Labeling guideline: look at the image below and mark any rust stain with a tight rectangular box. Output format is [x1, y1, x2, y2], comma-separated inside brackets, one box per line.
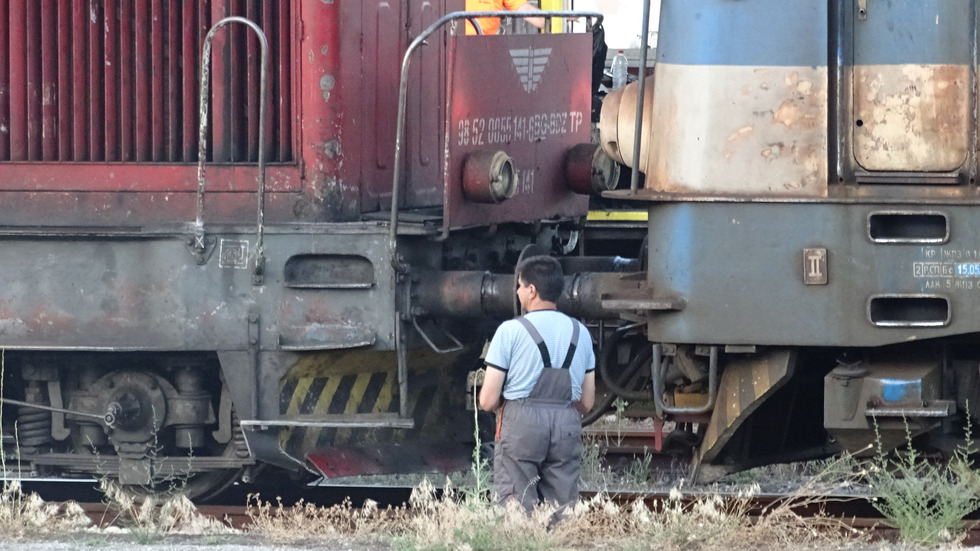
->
[854, 64, 968, 172]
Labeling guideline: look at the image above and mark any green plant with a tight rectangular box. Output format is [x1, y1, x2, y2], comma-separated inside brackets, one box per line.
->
[466, 370, 493, 505]
[867, 415, 980, 547]
[623, 447, 653, 489]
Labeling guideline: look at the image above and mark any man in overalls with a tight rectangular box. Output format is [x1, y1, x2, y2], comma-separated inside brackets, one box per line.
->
[479, 255, 596, 513]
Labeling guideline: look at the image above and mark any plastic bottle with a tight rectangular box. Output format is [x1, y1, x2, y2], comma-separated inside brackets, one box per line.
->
[611, 50, 628, 89]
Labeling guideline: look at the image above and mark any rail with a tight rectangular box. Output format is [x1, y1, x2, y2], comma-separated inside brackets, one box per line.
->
[193, 16, 270, 286]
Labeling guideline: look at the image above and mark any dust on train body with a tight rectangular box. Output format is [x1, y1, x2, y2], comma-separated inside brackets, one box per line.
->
[0, 1, 622, 498]
[600, 0, 980, 478]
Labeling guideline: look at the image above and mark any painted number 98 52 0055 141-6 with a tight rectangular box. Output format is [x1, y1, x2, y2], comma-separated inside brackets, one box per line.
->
[457, 111, 585, 147]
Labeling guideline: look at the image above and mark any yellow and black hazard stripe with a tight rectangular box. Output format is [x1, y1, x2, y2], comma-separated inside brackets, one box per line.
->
[278, 347, 471, 460]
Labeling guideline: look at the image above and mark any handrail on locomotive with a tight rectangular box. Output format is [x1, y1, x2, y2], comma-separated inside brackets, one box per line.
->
[193, 16, 269, 286]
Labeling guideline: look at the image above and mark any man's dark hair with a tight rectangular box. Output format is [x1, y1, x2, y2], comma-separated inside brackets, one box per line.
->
[516, 255, 564, 303]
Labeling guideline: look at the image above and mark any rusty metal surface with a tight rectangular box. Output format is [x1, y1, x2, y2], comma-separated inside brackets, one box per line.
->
[853, 64, 969, 173]
[850, 0, 972, 176]
[444, 33, 591, 229]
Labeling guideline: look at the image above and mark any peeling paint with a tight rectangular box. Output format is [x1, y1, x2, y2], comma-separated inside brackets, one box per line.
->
[854, 64, 968, 172]
[320, 75, 335, 102]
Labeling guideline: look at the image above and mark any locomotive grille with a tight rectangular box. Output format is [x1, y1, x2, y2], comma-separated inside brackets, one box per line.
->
[0, 0, 293, 164]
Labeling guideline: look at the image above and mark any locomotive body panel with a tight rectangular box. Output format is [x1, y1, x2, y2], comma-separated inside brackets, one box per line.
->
[0, 228, 396, 352]
[446, 33, 592, 228]
[851, 0, 973, 174]
[645, 202, 980, 347]
[642, 0, 829, 197]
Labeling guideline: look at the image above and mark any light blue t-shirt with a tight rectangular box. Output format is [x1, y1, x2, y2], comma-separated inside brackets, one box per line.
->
[485, 310, 595, 401]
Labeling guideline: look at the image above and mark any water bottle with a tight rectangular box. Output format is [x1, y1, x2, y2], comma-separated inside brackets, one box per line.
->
[611, 50, 628, 89]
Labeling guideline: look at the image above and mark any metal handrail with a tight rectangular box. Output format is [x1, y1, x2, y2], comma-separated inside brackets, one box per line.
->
[195, 16, 269, 285]
[652, 344, 719, 415]
[387, 10, 604, 272]
[629, 0, 654, 193]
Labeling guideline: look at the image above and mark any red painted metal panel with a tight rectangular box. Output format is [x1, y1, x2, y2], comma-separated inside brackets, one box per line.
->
[71, 0, 87, 161]
[404, 0, 449, 208]
[373, 4, 397, 174]
[134, 1, 150, 162]
[167, 1, 179, 161]
[261, 0, 274, 161]
[211, 0, 229, 162]
[0, 0, 9, 159]
[0, 164, 300, 192]
[304, 0, 361, 218]
[278, 0, 291, 162]
[246, 0, 258, 162]
[103, 0, 118, 161]
[25, 0, 40, 160]
[58, 1, 73, 160]
[0, 0, 297, 194]
[119, 0, 133, 162]
[8, 0, 25, 160]
[181, 2, 198, 162]
[40, 0, 55, 161]
[444, 34, 592, 230]
[88, 0, 103, 162]
[228, 0, 244, 162]
[150, 0, 163, 162]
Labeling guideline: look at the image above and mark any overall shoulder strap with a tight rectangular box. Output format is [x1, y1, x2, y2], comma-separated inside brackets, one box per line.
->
[560, 318, 580, 370]
[516, 316, 551, 368]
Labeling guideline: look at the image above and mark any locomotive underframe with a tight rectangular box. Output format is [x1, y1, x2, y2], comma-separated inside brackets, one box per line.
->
[631, 198, 980, 478]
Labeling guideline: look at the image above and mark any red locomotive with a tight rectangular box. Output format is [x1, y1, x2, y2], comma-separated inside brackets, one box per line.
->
[0, 1, 619, 498]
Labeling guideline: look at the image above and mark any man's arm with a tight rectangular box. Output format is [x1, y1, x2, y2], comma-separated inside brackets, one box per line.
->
[479, 365, 507, 412]
[514, 3, 545, 30]
[575, 370, 595, 415]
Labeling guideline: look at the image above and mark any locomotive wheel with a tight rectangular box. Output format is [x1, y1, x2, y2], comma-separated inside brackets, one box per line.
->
[71, 417, 248, 502]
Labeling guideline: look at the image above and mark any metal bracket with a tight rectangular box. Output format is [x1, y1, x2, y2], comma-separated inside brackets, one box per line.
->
[187, 233, 216, 265]
[412, 317, 463, 354]
[857, 0, 868, 20]
[47, 381, 70, 441]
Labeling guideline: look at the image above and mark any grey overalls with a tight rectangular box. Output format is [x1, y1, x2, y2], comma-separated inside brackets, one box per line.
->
[493, 315, 583, 512]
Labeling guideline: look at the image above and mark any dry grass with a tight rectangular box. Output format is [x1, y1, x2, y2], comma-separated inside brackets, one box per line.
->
[245, 474, 874, 551]
[245, 492, 401, 547]
[0, 480, 91, 540]
[100, 479, 237, 543]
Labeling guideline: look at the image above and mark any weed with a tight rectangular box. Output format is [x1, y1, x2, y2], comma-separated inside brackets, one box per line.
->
[0, 480, 91, 539]
[623, 447, 653, 488]
[100, 478, 234, 544]
[466, 371, 493, 505]
[867, 414, 980, 547]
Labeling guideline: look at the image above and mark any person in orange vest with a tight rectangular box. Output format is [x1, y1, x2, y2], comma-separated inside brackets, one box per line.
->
[465, 0, 545, 35]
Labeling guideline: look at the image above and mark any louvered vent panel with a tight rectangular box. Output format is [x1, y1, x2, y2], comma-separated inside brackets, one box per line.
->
[0, 0, 292, 163]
